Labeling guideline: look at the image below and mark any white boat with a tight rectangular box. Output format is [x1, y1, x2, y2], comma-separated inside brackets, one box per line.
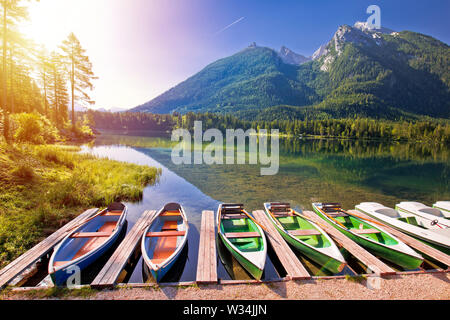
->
[395, 202, 450, 229]
[355, 202, 450, 253]
[433, 202, 450, 217]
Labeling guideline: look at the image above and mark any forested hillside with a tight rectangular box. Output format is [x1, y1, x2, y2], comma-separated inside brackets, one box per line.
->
[132, 25, 450, 121]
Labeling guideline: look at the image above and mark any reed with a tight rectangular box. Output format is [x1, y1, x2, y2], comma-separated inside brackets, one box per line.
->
[0, 141, 161, 268]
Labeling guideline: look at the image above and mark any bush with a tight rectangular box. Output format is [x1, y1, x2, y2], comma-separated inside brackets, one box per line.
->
[11, 113, 60, 144]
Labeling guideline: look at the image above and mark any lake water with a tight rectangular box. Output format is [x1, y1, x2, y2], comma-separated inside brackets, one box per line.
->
[81, 131, 449, 282]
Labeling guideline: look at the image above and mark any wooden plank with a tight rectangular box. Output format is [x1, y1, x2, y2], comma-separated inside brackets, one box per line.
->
[225, 232, 261, 239]
[0, 208, 99, 289]
[252, 210, 311, 280]
[302, 211, 396, 275]
[222, 214, 248, 219]
[196, 210, 217, 284]
[90, 210, 157, 289]
[208, 210, 216, 283]
[146, 231, 186, 237]
[99, 210, 157, 286]
[350, 229, 381, 235]
[288, 229, 322, 236]
[348, 210, 450, 267]
[94, 210, 156, 287]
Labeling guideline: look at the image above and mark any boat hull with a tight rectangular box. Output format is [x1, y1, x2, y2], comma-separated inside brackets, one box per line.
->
[143, 252, 180, 282]
[356, 207, 450, 255]
[50, 222, 124, 286]
[218, 232, 263, 280]
[313, 206, 423, 270]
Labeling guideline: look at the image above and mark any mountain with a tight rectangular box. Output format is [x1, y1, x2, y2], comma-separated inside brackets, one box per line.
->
[95, 107, 128, 113]
[278, 46, 311, 65]
[131, 23, 450, 120]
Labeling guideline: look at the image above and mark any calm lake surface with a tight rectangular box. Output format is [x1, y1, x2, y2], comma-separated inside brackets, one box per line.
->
[81, 131, 449, 282]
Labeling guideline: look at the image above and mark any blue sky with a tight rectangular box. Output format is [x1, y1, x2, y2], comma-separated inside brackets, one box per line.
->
[24, 0, 450, 109]
[206, 0, 450, 57]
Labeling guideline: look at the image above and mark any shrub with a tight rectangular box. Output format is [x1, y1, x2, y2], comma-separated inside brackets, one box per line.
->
[11, 113, 60, 144]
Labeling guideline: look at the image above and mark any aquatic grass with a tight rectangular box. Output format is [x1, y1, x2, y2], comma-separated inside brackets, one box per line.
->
[0, 141, 161, 268]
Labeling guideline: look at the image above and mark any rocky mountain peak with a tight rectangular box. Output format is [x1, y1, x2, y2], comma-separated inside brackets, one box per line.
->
[278, 46, 311, 65]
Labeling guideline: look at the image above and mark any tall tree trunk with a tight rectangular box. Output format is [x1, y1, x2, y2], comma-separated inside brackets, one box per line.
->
[9, 46, 14, 113]
[53, 67, 58, 123]
[71, 50, 75, 129]
[43, 71, 48, 116]
[2, 4, 8, 141]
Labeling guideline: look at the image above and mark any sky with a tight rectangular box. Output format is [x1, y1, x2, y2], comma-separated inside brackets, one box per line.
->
[20, 0, 450, 110]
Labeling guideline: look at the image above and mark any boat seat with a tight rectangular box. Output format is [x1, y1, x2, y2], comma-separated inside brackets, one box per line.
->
[225, 232, 260, 239]
[289, 229, 321, 236]
[146, 231, 186, 237]
[273, 212, 292, 217]
[161, 210, 181, 217]
[103, 210, 123, 216]
[161, 220, 179, 231]
[70, 232, 112, 238]
[222, 214, 248, 219]
[327, 213, 348, 217]
[351, 228, 381, 235]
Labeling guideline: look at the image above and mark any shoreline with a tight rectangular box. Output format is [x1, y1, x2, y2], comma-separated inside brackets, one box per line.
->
[2, 272, 449, 300]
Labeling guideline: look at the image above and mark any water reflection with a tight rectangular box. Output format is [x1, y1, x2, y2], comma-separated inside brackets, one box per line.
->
[80, 133, 449, 280]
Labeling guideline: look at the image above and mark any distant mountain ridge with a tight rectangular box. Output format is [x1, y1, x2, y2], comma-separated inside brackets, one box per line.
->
[131, 22, 450, 120]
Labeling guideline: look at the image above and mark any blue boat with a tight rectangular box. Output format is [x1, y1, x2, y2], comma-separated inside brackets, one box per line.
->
[141, 203, 189, 282]
[48, 202, 127, 286]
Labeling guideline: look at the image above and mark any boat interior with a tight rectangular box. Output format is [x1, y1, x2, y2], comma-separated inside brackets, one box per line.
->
[144, 203, 187, 266]
[419, 207, 445, 217]
[52, 203, 125, 268]
[269, 203, 331, 248]
[321, 203, 398, 245]
[375, 208, 422, 227]
[220, 204, 263, 253]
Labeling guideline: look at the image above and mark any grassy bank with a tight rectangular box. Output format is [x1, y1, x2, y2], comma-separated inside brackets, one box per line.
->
[0, 140, 161, 269]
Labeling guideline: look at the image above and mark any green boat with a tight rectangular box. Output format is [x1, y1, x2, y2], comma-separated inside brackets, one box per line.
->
[312, 203, 424, 270]
[217, 203, 267, 280]
[264, 202, 346, 274]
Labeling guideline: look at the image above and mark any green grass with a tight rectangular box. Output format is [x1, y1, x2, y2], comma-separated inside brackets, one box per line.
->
[345, 274, 367, 283]
[0, 140, 161, 269]
[17, 287, 99, 299]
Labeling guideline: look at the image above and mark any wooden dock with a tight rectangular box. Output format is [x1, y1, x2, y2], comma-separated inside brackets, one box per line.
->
[253, 210, 311, 280]
[0, 208, 99, 289]
[302, 211, 396, 275]
[91, 210, 157, 289]
[348, 210, 450, 268]
[196, 210, 218, 284]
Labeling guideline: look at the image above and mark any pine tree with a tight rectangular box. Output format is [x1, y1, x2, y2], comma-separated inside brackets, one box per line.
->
[60, 33, 96, 128]
[37, 46, 52, 117]
[1, 0, 29, 140]
[48, 52, 69, 125]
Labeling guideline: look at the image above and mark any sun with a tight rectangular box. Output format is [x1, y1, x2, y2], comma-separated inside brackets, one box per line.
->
[19, 0, 88, 51]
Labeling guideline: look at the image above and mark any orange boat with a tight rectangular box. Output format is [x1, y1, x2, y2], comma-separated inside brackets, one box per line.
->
[141, 203, 189, 282]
